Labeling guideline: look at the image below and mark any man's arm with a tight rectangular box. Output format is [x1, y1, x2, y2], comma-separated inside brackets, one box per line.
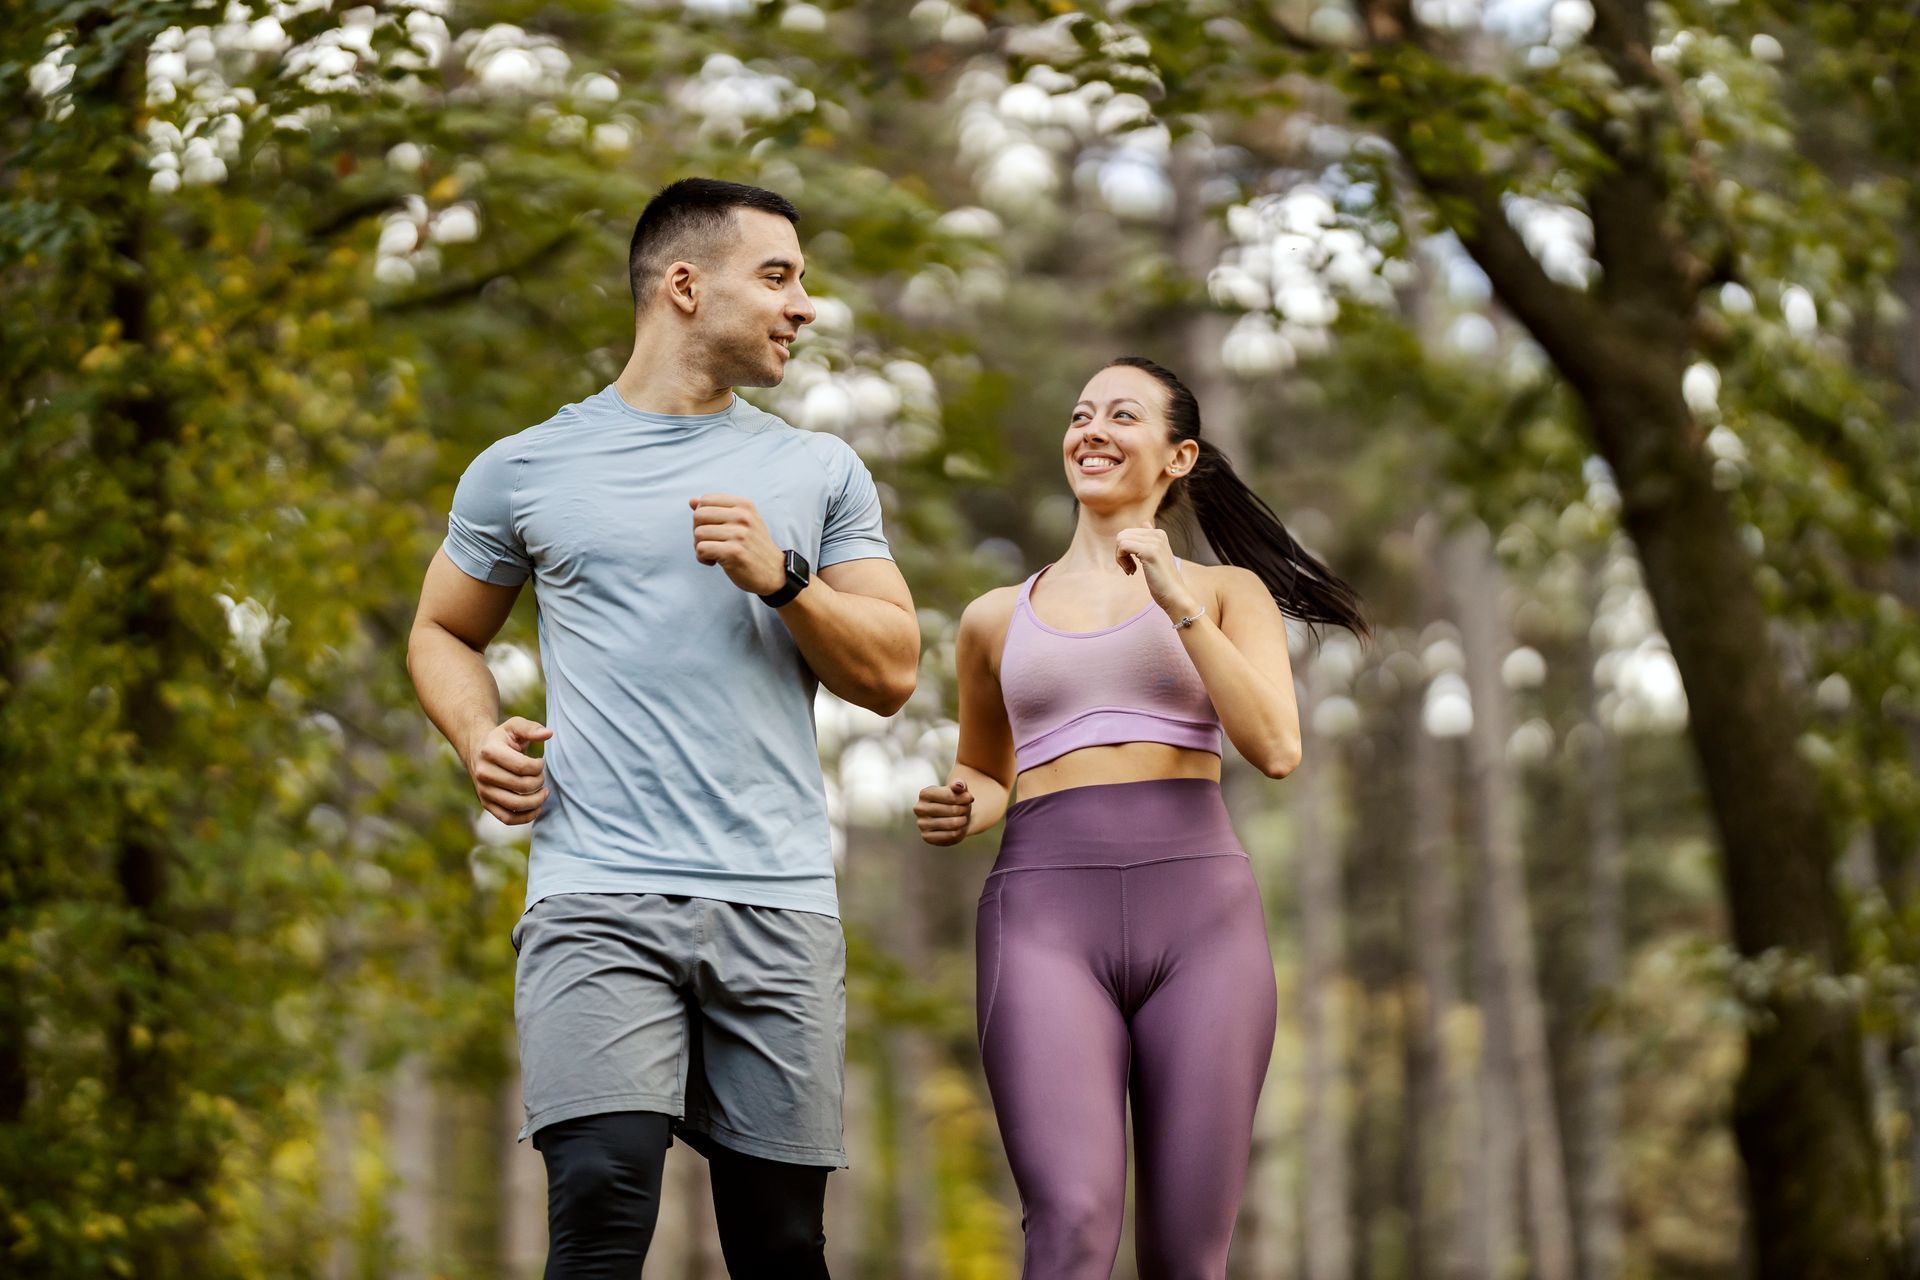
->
[780, 556, 920, 716]
[690, 494, 918, 715]
[406, 549, 552, 824]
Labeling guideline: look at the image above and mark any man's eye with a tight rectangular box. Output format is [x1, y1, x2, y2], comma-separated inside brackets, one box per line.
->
[769, 275, 785, 285]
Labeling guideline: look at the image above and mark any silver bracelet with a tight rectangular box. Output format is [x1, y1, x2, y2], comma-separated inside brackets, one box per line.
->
[1172, 609, 1204, 630]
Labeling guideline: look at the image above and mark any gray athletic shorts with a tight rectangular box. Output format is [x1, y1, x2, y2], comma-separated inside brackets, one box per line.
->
[511, 891, 848, 1167]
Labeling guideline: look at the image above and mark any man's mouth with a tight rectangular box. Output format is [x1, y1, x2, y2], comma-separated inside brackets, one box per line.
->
[770, 335, 794, 357]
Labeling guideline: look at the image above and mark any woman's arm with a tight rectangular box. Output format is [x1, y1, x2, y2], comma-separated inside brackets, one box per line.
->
[916, 591, 1018, 843]
[1112, 528, 1303, 779]
[1178, 565, 1302, 778]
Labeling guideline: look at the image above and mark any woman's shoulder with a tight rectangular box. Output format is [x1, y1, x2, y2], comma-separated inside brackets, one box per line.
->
[959, 584, 1023, 633]
[1185, 560, 1265, 610]
[1186, 559, 1258, 588]
[951, 586, 1024, 678]
[956, 584, 1022, 649]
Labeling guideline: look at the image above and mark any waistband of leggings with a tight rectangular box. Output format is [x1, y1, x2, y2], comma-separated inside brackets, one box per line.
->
[993, 778, 1243, 870]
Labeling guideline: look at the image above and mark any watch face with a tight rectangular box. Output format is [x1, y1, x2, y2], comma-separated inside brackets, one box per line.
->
[787, 550, 811, 584]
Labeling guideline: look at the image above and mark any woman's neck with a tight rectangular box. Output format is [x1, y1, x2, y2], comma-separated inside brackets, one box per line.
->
[1057, 505, 1162, 574]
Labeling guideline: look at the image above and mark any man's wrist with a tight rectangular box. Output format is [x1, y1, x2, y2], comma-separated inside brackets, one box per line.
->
[759, 547, 789, 595]
[457, 719, 493, 772]
[759, 549, 812, 607]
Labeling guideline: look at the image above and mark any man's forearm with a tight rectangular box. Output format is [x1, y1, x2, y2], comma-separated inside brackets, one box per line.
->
[776, 578, 918, 714]
[407, 623, 503, 768]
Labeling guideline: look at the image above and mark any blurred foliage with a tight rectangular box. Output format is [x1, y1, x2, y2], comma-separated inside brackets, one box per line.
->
[3, 0, 1918, 1276]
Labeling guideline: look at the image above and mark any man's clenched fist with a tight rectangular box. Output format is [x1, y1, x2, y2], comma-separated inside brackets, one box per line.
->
[465, 716, 551, 825]
[689, 494, 786, 596]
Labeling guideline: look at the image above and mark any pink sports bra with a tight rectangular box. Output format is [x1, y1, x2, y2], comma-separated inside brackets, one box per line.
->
[999, 560, 1224, 774]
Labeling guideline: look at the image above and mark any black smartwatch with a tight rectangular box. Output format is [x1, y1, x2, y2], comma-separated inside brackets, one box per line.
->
[759, 549, 811, 607]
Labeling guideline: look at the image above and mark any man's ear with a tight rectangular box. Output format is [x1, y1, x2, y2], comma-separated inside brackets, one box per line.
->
[665, 261, 699, 315]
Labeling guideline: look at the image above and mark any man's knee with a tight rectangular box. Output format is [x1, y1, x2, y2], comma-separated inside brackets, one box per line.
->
[709, 1145, 831, 1277]
[537, 1111, 672, 1228]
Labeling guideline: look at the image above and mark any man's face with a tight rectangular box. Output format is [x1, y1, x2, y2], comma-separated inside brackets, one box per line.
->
[695, 209, 816, 389]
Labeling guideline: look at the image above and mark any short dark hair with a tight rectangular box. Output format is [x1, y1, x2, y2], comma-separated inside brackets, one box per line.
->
[628, 178, 800, 312]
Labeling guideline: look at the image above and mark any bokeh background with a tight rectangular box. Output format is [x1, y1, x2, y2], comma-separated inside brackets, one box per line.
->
[5, 1, 1919, 1277]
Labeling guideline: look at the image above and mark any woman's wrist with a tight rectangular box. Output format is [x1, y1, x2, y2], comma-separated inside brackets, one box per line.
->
[1161, 595, 1204, 624]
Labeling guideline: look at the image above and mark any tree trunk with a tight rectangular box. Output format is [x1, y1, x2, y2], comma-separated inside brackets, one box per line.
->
[1333, 0, 1892, 1261]
[1238, 1043, 1299, 1280]
[437, 1077, 505, 1275]
[1407, 518, 1473, 1280]
[1294, 674, 1355, 1280]
[654, 1143, 723, 1279]
[388, 1057, 436, 1278]
[1594, 368, 1883, 1277]
[89, 23, 215, 1273]
[1447, 526, 1577, 1280]
[499, 1065, 548, 1279]
[1471, 865, 1522, 1280]
[1576, 549, 1626, 1280]
[889, 826, 937, 1280]
[1170, 139, 1248, 466]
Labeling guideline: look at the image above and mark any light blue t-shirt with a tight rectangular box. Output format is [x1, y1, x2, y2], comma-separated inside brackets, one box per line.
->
[442, 384, 893, 918]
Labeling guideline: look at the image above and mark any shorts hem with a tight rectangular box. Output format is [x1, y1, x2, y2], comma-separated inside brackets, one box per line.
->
[677, 1115, 848, 1169]
[517, 1091, 684, 1143]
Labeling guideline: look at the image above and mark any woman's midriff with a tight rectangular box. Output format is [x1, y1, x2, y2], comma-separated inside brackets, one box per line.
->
[1012, 741, 1222, 801]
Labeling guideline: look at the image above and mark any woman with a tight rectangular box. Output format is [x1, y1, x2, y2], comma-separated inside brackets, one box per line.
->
[915, 356, 1368, 1278]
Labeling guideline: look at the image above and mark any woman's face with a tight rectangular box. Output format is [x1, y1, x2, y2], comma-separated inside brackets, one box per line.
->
[1062, 364, 1195, 509]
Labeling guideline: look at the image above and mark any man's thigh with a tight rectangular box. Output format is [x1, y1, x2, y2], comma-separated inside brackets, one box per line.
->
[513, 892, 696, 1140]
[680, 900, 848, 1168]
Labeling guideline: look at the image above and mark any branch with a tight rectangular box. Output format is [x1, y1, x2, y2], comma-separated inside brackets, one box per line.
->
[1240, 4, 1331, 56]
[305, 186, 412, 245]
[1417, 165, 1614, 388]
[376, 229, 582, 314]
[1585, 0, 1657, 90]
[1577, 0, 1702, 319]
[1358, 0, 1417, 43]
[1344, 0, 1617, 385]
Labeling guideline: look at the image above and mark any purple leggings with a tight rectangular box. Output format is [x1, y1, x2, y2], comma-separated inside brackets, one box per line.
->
[977, 778, 1278, 1279]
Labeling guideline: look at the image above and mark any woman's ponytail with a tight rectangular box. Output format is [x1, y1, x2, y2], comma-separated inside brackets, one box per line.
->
[1107, 356, 1370, 640]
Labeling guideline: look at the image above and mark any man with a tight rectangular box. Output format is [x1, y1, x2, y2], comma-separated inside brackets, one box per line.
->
[407, 177, 918, 1277]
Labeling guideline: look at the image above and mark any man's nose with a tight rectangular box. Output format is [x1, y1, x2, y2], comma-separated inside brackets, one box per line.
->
[789, 288, 816, 326]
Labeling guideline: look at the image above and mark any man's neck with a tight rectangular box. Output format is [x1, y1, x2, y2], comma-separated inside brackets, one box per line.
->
[614, 341, 734, 416]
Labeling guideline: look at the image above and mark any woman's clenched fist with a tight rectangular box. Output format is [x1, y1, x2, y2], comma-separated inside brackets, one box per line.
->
[914, 780, 974, 846]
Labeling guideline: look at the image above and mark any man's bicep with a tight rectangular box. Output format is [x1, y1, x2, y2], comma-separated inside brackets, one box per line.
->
[414, 549, 523, 651]
[817, 556, 913, 613]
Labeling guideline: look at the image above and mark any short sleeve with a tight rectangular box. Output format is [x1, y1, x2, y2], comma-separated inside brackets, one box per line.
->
[442, 441, 532, 585]
[817, 438, 894, 568]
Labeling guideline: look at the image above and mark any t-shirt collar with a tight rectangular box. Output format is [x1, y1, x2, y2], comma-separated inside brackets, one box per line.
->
[602, 383, 738, 428]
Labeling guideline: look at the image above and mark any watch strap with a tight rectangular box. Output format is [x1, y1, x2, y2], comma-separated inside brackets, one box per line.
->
[759, 549, 810, 607]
